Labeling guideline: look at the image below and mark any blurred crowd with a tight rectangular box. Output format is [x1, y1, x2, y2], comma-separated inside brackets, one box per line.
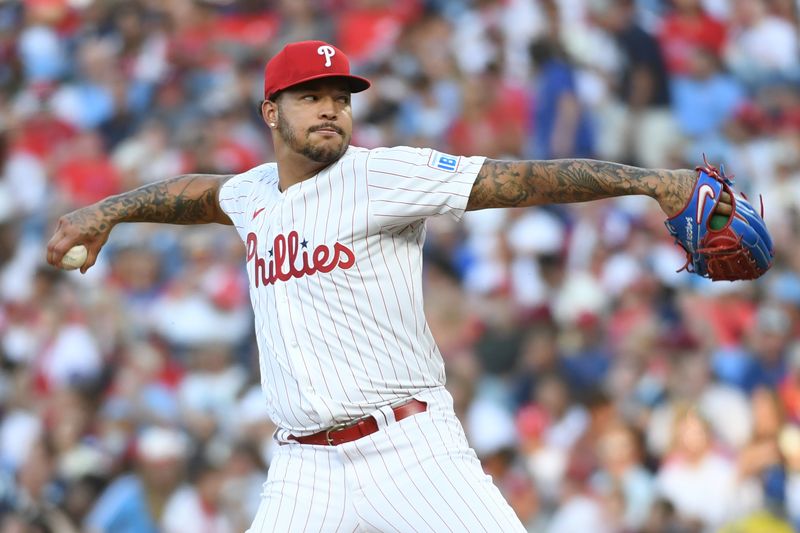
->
[0, 0, 799, 531]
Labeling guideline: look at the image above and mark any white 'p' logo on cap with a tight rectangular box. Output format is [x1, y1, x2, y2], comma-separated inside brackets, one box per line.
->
[317, 45, 335, 67]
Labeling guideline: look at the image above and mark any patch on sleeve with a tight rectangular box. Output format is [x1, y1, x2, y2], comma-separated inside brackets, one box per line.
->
[428, 151, 460, 172]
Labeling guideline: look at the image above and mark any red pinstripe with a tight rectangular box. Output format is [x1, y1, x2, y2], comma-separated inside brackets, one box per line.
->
[323, 165, 385, 404]
[337, 165, 386, 390]
[305, 174, 357, 409]
[262, 449, 290, 530]
[314, 167, 370, 409]
[298, 448, 318, 531]
[256, 175, 302, 425]
[393, 224, 421, 341]
[459, 452, 522, 532]
[270, 196, 308, 429]
[321, 449, 335, 531]
[362, 153, 416, 384]
[350, 155, 402, 383]
[370, 167, 474, 186]
[374, 146, 425, 156]
[413, 226, 443, 380]
[358, 514, 395, 533]
[404, 224, 440, 368]
[299, 445, 316, 532]
[373, 212, 437, 218]
[286, 444, 301, 530]
[285, 194, 335, 415]
[368, 429, 443, 531]
[218, 194, 251, 202]
[376, 230, 429, 380]
[386, 422, 464, 531]
[369, 155, 422, 165]
[354, 445, 419, 531]
[344, 445, 406, 533]
[411, 413, 499, 530]
[372, 198, 463, 211]
[295, 188, 337, 419]
[333, 448, 356, 533]
[440, 406, 520, 531]
[368, 182, 471, 198]
[368, 439, 439, 531]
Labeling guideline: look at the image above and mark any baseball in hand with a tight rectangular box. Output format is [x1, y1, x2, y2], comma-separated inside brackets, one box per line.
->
[61, 245, 88, 270]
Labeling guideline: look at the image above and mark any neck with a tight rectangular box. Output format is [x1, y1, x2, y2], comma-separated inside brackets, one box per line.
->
[275, 145, 332, 192]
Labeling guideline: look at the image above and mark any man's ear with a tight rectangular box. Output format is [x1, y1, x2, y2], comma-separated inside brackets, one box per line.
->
[262, 99, 278, 128]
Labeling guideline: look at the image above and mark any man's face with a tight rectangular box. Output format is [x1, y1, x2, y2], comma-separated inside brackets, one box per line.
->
[269, 78, 353, 163]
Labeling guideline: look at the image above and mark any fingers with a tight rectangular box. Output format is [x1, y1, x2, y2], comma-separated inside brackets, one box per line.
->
[48, 236, 79, 269]
[80, 251, 96, 275]
[714, 191, 733, 216]
[46, 217, 78, 268]
[714, 203, 732, 216]
[46, 215, 101, 273]
[47, 234, 74, 268]
[79, 235, 108, 274]
[46, 218, 64, 266]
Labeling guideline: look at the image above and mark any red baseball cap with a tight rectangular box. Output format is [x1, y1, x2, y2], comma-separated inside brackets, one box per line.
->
[263, 40, 371, 100]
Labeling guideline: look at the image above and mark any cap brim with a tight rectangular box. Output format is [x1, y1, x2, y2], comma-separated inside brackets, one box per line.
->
[269, 73, 371, 99]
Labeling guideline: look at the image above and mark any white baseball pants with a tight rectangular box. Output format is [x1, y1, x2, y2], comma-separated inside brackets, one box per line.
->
[246, 387, 526, 532]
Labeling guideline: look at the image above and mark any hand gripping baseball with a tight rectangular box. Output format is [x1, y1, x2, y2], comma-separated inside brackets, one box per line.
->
[47, 205, 114, 274]
[664, 158, 773, 281]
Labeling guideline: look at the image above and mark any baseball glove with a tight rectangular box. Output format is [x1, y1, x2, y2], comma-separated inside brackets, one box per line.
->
[665, 158, 773, 281]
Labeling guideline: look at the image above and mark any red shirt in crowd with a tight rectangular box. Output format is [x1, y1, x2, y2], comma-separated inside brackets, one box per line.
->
[335, 0, 421, 62]
[658, 11, 727, 74]
[55, 153, 122, 205]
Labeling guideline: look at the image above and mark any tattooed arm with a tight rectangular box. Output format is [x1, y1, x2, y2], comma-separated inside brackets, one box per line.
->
[465, 159, 728, 217]
[47, 174, 233, 273]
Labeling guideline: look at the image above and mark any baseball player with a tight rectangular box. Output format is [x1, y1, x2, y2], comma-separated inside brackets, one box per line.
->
[47, 41, 734, 532]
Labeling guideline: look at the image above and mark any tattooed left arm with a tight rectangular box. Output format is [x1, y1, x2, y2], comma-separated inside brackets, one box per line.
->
[465, 159, 710, 217]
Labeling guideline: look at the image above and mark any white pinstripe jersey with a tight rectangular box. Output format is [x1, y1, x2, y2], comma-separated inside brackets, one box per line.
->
[218, 145, 485, 434]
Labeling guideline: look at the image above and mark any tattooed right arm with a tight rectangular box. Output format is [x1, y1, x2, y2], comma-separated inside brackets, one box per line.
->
[47, 174, 233, 272]
[98, 174, 234, 225]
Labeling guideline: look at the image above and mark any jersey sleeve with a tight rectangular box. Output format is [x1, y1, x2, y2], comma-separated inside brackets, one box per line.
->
[218, 172, 257, 231]
[366, 146, 485, 228]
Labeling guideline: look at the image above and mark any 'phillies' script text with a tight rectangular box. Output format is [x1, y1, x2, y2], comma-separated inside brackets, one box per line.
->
[246, 230, 356, 287]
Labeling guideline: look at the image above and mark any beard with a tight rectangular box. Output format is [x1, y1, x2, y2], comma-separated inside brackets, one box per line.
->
[277, 113, 349, 163]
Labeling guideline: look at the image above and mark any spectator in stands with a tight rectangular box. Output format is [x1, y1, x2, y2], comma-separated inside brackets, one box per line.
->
[671, 45, 746, 144]
[657, 0, 726, 76]
[591, 421, 656, 531]
[85, 426, 189, 533]
[656, 406, 738, 530]
[724, 0, 800, 85]
[528, 37, 594, 160]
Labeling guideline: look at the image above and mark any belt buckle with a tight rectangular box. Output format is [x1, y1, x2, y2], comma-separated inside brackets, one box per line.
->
[324, 421, 349, 446]
[323, 414, 367, 445]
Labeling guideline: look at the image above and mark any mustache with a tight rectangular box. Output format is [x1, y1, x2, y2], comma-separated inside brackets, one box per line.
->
[308, 123, 345, 136]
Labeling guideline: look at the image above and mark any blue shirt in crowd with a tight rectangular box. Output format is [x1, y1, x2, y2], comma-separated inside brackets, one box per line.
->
[84, 474, 159, 533]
